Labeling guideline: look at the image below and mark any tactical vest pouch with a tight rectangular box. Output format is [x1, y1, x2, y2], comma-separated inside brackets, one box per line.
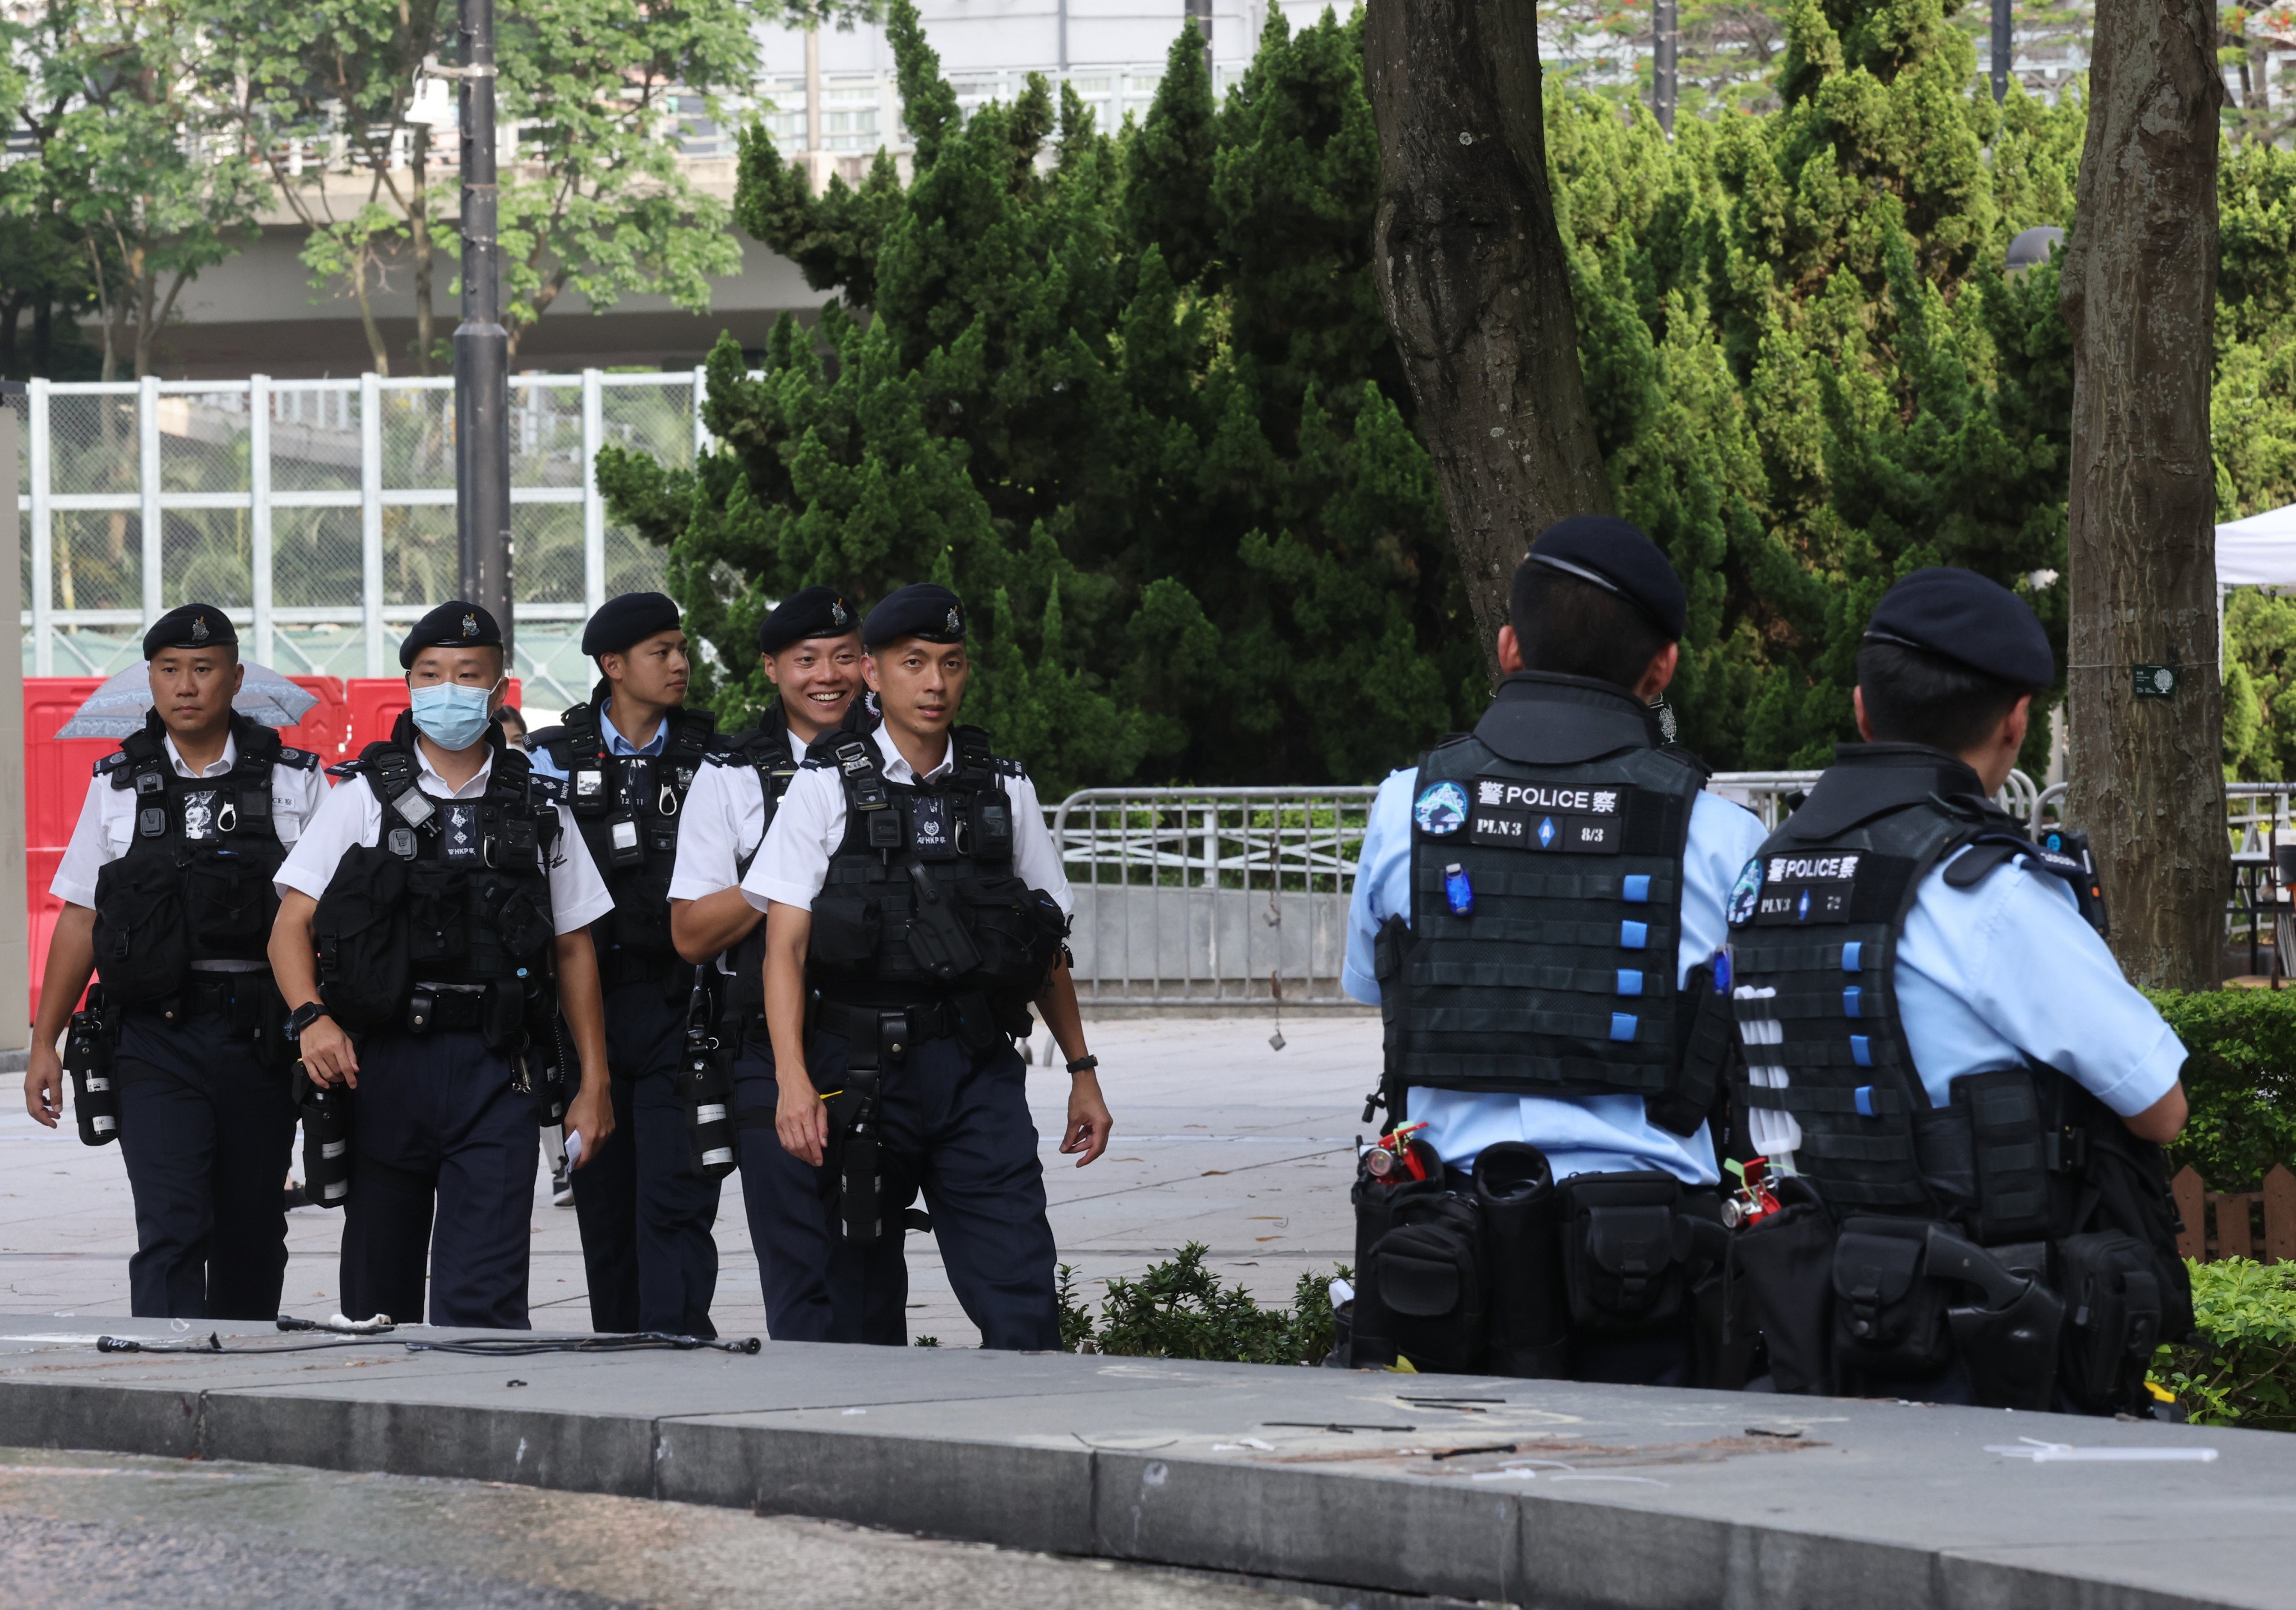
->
[479, 978, 530, 1054]
[2055, 1230, 2168, 1414]
[1956, 1069, 2052, 1243]
[1649, 960, 1733, 1138]
[1831, 1217, 1953, 1379]
[1729, 1176, 1836, 1394]
[1347, 1141, 1446, 1367]
[808, 893, 881, 967]
[404, 862, 472, 972]
[1367, 1183, 1486, 1376]
[1473, 1142, 1567, 1378]
[962, 875, 1066, 997]
[902, 856, 983, 981]
[1560, 1171, 1703, 1336]
[312, 846, 410, 1031]
[182, 849, 278, 960]
[91, 855, 191, 1000]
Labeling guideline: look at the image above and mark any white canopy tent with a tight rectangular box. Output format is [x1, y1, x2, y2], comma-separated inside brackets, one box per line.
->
[2219, 502, 2296, 589]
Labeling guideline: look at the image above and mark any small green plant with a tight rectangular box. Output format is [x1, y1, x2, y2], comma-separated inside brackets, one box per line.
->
[1057, 1243, 1346, 1366]
[2140, 989, 2296, 1191]
[2156, 1257, 2296, 1430]
[913, 1335, 940, 1348]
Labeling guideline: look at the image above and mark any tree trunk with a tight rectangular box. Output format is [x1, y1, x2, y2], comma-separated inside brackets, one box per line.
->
[2061, 0, 2226, 990]
[1362, 0, 1612, 676]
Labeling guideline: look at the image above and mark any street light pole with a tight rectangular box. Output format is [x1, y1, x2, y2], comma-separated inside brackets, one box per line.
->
[1990, 0, 2012, 102]
[1185, 0, 1212, 77]
[454, 0, 514, 660]
[1653, 0, 1678, 134]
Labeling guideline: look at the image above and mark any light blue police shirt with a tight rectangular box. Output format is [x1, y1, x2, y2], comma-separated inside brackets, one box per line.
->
[1344, 766, 1769, 1185]
[525, 698, 668, 782]
[1891, 847, 2184, 1118]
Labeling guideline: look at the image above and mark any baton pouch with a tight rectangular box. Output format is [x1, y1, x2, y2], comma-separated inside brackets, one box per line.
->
[297, 1071, 353, 1209]
[1365, 1182, 1486, 1376]
[1560, 1171, 1706, 1337]
[1831, 1217, 1954, 1382]
[2054, 1230, 2167, 1414]
[1474, 1142, 1568, 1378]
[64, 999, 121, 1148]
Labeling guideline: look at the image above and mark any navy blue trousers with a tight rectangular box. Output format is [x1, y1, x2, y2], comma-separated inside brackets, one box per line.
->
[570, 980, 722, 1336]
[338, 1028, 539, 1328]
[113, 1000, 294, 1321]
[795, 1026, 1061, 1351]
[729, 1021, 868, 1342]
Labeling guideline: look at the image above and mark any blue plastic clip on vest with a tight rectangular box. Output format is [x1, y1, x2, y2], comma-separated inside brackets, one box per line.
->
[1616, 968, 1644, 997]
[1850, 1034, 1873, 1067]
[1841, 940, 1863, 972]
[1610, 1013, 1638, 1042]
[1444, 862, 1473, 917]
[1854, 1085, 1878, 1118]
[1842, 985, 1863, 1018]
[1619, 920, 1649, 949]
[1622, 874, 1651, 904]
[1712, 947, 1731, 993]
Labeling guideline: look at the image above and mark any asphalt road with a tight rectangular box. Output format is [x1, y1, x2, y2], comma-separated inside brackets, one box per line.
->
[0, 1445, 1310, 1609]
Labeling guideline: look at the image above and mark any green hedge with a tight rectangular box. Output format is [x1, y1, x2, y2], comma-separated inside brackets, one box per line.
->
[2158, 1258, 2296, 1431]
[1059, 1245, 1341, 1367]
[2143, 988, 2296, 1191]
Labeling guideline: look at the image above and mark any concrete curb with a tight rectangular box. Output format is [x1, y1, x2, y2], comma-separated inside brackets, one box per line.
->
[0, 1330, 2280, 1610]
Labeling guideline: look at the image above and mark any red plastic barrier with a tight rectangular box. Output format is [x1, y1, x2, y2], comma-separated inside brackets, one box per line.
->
[345, 677, 522, 756]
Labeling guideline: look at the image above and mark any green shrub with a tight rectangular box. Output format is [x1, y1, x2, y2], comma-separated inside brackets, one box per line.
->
[2156, 1258, 2296, 1431]
[2141, 988, 2296, 1191]
[1059, 1245, 1345, 1367]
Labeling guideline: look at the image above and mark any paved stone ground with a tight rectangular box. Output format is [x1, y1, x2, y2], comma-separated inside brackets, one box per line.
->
[0, 1445, 1310, 1609]
[0, 1013, 1373, 1349]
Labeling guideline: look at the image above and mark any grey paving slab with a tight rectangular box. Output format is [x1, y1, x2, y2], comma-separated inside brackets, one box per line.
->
[0, 1014, 1369, 1348]
[0, 1320, 2284, 1609]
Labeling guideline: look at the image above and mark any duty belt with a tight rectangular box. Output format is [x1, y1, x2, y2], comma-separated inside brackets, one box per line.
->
[132, 970, 270, 1026]
[406, 988, 488, 1034]
[814, 997, 966, 1056]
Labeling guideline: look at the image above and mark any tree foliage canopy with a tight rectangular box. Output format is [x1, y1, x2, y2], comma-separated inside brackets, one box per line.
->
[609, 0, 2296, 788]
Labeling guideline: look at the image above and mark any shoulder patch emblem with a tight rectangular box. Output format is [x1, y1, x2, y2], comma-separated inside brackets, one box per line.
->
[1726, 856, 1763, 926]
[531, 774, 567, 803]
[1413, 779, 1468, 837]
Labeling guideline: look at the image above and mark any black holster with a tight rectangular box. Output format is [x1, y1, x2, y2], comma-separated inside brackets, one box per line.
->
[821, 1008, 906, 1248]
[1473, 1143, 1568, 1378]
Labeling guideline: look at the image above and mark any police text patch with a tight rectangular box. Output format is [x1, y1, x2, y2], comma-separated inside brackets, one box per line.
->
[1467, 780, 1629, 855]
[1753, 851, 1859, 924]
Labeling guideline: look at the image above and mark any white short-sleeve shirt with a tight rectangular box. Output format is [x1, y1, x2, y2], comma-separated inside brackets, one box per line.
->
[51, 727, 329, 972]
[275, 740, 614, 935]
[740, 729, 1072, 915]
[668, 727, 807, 903]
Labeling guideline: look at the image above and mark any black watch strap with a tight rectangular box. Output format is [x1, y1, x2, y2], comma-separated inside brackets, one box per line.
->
[1065, 1054, 1098, 1074]
[286, 1002, 331, 1040]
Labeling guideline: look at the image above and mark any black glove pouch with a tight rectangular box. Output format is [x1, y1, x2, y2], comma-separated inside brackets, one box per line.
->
[1831, 1217, 1953, 1381]
[1729, 1177, 1836, 1394]
[1560, 1171, 1694, 1336]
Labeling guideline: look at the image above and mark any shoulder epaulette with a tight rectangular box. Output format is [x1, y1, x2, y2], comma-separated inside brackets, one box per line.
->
[275, 747, 320, 771]
[994, 755, 1027, 778]
[95, 751, 130, 778]
[800, 752, 837, 771]
[326, 759, 366, 779]
[1660, 742, 1715, 781]
[526, 723, 570, 753]
[530, 773, 569, 804]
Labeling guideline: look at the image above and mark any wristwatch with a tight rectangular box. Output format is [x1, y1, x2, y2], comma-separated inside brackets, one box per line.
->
[285, 1002, 332, 1042]
[1065, 1054, 1099, 1074]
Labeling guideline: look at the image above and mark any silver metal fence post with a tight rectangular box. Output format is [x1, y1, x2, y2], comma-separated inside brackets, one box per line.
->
[27, 379, 52, 676]
[139, 375, 162, 623]
[250, 375, 273, 666]
[1, 384, 26, 1059]
[581, 367, 605, 616]
[361, 372, 385, 676]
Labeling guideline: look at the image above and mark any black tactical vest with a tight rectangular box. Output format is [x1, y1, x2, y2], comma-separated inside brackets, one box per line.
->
[710, 703, 818, 1017]
[90, 711, 315, 998]
[311, 717, 560, 1034]
[532, 684, 715, 991]
[1388, 675, 1715, 1114]
[807, 726, 1068, 1014]
[1726, 745, 2125, 1224]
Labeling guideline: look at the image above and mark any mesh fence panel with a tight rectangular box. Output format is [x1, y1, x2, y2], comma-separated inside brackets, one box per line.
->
[269, 385, 362, 493]
[274, 505, 365, 610]
[159, 389, 251, 494]
[47, 392, 137, 497]
[380, 386, 454, 490]
[511, 380, 584, 489]
[53, 509, 138, 612]
[516, 501, 584, 604]
[382, 505, 457, 606]
[163, 507, 253, 609]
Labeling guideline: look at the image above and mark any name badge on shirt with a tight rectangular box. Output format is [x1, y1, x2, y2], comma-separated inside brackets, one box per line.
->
[442, 802, 482, 865]
[1467, 778, 1629, 856]
[179, 789, 221, 842]
[1754, 852, 1860, 925]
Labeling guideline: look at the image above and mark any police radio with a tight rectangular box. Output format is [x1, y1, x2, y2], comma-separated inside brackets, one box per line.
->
[2037, 827, 2108, 938]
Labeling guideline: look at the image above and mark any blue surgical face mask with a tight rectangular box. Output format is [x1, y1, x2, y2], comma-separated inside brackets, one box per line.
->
[409, 681, 496, 750]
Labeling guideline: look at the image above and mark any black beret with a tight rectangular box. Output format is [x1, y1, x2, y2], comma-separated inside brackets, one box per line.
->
[757, 585, 861, 654]
[862, 583, 966, 649]
[142, 603, 237, 659]
[581, 591, 682, 658]
[399, 600, 503, 669]
[1518, 515, 1687, 640]
[1864, 567, 2054, 687]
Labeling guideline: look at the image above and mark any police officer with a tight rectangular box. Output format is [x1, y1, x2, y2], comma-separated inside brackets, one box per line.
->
[269, 602, 618, 1328]
[24, 605, 324, 1319]
[1342, 518, 1767, 1384]
[743, 583, 1113, 1348]
[667, 586, 871, 1338]
[1726, 568, 2191, 1414]
[524, 592, 721, 1336]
